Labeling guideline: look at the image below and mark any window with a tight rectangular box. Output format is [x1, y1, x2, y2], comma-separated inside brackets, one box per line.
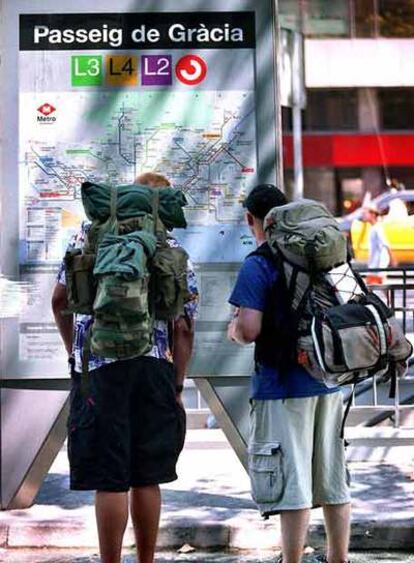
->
[280, 0, 352, 37]
[282, 106, 293, 132]
[387, 167, 414, 193]
[336, 168, 365, 215]
[278, 0, 302, 32]
[303, 0, 351, 37]
[378, 0, 414, 37]
[304, 89, 358, 131]
[278, 0, 414, 38]
[353, 0, 377, 37]
[378, 88, 414, 130]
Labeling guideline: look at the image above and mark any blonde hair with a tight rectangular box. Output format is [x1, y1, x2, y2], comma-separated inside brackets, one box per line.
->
[135, 172, 171, 188]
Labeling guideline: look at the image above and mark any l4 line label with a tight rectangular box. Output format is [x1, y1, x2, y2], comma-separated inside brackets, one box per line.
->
[71, 54, 208, 87]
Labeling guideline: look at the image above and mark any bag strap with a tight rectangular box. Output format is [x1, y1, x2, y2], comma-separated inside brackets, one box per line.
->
[388, 362, 397, 399]
[93, 186, 119, 250]
[329, 322, 346, 366]
[350, 264, 369, 294]
[148, 188, 161, 322]
[151, 187, 166, 243]
[248, 241, 309, 370]
[340, 386, 355, 440]
[152, 188, 159, 230]
[341, 362, 397, 439]
[109, 185, 118, 233]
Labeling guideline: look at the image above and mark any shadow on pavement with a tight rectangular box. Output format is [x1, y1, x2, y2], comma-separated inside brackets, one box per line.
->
[351, 463, 414, 520]
[35, 474, 255, 516]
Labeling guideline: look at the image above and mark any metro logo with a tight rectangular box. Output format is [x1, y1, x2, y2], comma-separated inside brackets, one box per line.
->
[36, 103, 57, 124]
[37, 103, 56, 116]
[175, 55, 207, 85]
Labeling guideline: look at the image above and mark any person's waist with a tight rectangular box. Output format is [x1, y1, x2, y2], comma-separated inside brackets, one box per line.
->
[254, 361, 305, 377]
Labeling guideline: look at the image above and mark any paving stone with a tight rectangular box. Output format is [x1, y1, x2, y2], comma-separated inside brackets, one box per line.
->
[0, 430, 413, 552]
[1, 550, 414, 563]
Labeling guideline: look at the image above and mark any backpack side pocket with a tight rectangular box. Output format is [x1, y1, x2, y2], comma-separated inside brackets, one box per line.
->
[64, 250, 96, 315]
[151, 245, 191, 320]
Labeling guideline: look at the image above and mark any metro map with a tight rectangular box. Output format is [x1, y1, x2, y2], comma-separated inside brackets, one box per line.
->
[20, 90, 257, 229]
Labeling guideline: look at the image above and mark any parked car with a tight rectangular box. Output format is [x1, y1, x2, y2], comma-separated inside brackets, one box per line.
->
[337, 191, 414, 265]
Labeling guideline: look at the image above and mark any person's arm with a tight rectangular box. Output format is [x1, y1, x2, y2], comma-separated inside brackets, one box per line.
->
[172, 250, 198, 404]
[386, 246, 396, 267]
[51, 282, 73, 357]
[227, 307, 263, 345]
[227, 254, 270, 346]
[172, 314, 194, 388]
[378, 223, 397, 267]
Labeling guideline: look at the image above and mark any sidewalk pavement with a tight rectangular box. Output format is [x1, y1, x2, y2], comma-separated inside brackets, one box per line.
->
[0, 429, 414, 553]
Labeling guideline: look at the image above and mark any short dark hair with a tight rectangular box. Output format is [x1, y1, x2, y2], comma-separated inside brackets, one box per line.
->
[243, 184, 288, 219]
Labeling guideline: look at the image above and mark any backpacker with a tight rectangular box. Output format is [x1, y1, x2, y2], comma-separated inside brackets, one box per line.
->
[263, 199, 412, 395]
[64, 180, 191, 362]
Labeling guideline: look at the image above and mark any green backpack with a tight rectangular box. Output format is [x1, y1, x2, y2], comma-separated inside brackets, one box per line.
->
[64, 181, 191, 365]
[263, 199, 412, 404]
[264, 198, 348, 272]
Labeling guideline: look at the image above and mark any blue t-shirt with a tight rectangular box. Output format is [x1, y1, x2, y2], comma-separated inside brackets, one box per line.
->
[229, 247, 337, 400]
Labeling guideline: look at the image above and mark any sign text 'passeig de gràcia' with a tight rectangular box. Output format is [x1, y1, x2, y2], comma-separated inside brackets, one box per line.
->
[33, 23, 245, 47]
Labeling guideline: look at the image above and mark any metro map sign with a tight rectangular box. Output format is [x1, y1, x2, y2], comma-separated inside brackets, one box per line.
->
[0, 0, 281, 510]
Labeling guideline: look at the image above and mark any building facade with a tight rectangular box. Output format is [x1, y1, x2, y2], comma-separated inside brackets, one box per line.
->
[280, 0, 414, 214]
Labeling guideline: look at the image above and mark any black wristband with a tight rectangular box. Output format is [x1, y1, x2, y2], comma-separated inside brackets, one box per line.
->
[175, 384, 184, 394]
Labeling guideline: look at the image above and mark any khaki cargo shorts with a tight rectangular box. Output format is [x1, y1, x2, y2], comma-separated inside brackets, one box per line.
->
[248, 392, 351, 517]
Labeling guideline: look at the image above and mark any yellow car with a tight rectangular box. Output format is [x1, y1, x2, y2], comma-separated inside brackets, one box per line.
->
[339, 191, 414, 265]
[351, 216, 414, 264]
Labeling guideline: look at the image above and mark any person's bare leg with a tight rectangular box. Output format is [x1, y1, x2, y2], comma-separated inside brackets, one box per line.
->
[280, 508, 310, 563]
[95, 491, 129, 563]
[323, 502, 351, 563]
[130, 485, 161, 563]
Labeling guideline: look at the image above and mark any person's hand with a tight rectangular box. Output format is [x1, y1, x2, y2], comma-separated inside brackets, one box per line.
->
[227, 319, 237, 341]
[68, 355, 75, 375]
[176, 393, 185, 410]
[227, 308, 240, 341]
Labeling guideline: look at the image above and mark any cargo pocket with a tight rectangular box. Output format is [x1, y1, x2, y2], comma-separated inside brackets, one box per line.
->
[175, 402, 187, 455]
[248, 442, 284, 504]
[67, 397, 97, 471]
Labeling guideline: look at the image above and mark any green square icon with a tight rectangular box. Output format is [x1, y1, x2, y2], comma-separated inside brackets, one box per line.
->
[71, 55, 103, 87]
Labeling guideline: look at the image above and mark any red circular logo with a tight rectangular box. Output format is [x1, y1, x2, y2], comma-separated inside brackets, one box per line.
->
[175, 55, 207, 85]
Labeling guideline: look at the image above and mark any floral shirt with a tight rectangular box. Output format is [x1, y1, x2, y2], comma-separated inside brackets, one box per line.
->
[57, 221, 199, 373]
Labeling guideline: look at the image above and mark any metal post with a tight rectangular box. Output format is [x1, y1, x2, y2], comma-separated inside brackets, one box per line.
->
[292, 31, 304, 200]
[394, 376, 400, 428]
[273, 0, 285, 192]
[403, 268, 407, 333]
